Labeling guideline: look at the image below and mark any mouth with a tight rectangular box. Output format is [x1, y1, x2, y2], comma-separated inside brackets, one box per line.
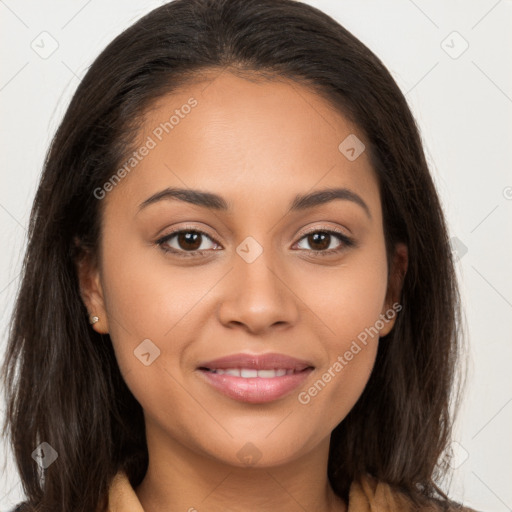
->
[199, 367, 308, 377]
[196, 352, 315, 403]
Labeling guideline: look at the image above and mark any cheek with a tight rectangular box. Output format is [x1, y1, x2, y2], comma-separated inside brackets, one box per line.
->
[99, 240, 210, 437]
[305, 233, 389, 341]
[98, 227, 201, 374]
[294, 237, 388, 424]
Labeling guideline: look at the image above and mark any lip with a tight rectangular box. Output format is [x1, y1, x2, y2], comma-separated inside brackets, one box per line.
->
[197, 352, 315, 404]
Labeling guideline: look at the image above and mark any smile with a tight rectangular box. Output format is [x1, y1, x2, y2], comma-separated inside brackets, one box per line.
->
[203, 368, 302, 377]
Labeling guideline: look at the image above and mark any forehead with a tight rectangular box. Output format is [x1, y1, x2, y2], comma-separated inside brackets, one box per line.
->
[104, 71, 380, 216]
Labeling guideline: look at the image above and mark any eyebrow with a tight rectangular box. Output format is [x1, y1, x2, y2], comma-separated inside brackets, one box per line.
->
[138, 186, 371, 219]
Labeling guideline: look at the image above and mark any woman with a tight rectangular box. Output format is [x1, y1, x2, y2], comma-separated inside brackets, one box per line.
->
[2, 0, 475, 510]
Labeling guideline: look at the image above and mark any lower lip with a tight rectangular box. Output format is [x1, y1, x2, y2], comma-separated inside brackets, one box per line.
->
[198, 368, 314, 404]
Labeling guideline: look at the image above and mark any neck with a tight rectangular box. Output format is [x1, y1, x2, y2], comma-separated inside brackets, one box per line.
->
[135, 421, 346, 512]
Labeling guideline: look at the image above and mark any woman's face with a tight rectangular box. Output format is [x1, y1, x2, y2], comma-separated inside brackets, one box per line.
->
[80, 71, 406, 468]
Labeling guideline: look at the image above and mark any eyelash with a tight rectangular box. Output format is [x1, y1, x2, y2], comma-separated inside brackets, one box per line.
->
[155, 225, 355, 258]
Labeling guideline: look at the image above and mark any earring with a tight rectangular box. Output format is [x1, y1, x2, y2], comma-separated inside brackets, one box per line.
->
[89, 315, 99, 325]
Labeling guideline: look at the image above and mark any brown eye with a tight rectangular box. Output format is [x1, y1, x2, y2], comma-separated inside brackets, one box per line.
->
[306, 232, 331, 251]
[157, 229, 220, 256]
[294, 229, 355, 256]
[176, 231, 202, 251]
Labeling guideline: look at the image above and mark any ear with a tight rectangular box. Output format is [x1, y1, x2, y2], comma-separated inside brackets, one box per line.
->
[74, 240, 109, 334]
[379, 242, 408, 337]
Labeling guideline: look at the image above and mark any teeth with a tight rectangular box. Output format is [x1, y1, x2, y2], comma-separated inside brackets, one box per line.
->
[241, 369, 258, 378]
[258, 369, 279, 378]
[208, 368, 298, 378]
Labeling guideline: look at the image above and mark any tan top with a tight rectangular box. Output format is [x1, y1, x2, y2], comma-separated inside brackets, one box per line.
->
[105, 470, 477, 511]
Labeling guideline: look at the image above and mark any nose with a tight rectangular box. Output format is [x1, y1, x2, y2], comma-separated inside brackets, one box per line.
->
[217, 245, 300, 335]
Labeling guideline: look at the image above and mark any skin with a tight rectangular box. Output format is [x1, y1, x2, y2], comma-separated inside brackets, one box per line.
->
[79, 70, 408, 512]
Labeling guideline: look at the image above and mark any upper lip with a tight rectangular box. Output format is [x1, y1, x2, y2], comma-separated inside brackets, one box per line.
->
[197, 352, 314, 371]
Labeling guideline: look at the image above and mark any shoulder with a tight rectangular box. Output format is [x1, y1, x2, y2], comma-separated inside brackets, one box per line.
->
[348, 473, 481, 512]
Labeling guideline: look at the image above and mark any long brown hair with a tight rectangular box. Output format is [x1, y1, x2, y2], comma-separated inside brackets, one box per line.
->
[2, 0, 465, 510]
